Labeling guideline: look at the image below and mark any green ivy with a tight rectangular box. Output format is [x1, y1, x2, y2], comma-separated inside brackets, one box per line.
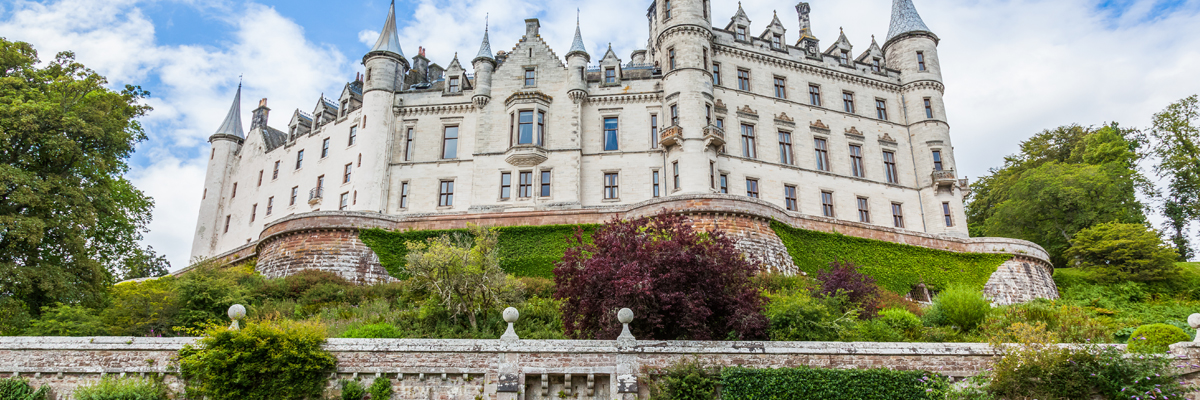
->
[770, 220, 1010, 293]
[359, 224, 598, 279]
[720, 366, 945, 400]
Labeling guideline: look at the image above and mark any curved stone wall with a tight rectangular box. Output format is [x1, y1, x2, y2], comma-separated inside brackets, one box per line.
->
[213, 195, 1056, 304]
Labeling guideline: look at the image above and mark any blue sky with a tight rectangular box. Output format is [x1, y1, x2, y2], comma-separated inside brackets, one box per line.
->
[2, 0, 1200, 269]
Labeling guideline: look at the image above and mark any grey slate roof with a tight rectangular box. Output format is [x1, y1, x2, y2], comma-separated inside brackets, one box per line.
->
[262, 127, 288, 152]
[213, 84, 244, 138]
[885, 0, 934, 42]
[474, 24, 494, 62]
[348, 81, 363, 96]
[370, 1, 406, 58]
[567, 23, 587, 57]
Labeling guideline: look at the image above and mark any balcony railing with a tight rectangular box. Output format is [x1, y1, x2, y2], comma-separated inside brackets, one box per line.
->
[504, 144, 549, 167]
[932, 169, 957, 190]
[702, 125, 726, 148]
[308, 187, 324, 205]
[659, 125, 683, 147]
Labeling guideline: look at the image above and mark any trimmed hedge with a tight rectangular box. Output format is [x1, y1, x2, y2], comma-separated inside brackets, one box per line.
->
[359, 224, 598, 279]
[721, 366, 943, 400]
[770, 220, 1009, 293]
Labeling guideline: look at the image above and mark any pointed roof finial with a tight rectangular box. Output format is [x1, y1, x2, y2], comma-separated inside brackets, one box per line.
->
[566, 9, 589, 60]
[214, 83, 244, 138]
[473, 14, 495, 63]
[370, 0, 405, 59]
[885, 0, 935, 44]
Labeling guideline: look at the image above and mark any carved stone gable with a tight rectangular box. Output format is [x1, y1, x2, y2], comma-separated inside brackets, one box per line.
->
[810, 120, 830, 130]
[775, 112, 794, 122]
[737, 105, 757, 115]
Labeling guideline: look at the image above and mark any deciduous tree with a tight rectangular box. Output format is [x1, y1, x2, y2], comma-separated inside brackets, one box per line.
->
[1148, 95, 1200, 260]
[1064, 222, 1179, 283]
[403, 224, 517, 330]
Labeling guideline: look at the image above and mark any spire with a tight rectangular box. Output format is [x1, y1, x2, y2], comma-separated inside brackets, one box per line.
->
[370, 0, 405, 58]
[566, 10, 589, 60]
[473, 15, 495, 63]
[885, 0, 934, 43]
[213, 83, 244, 138]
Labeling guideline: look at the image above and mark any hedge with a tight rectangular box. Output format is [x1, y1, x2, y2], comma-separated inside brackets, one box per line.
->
[720, 366, 943, 400]
[359, 224, 598, 279]
[770, 220, 1009, 294]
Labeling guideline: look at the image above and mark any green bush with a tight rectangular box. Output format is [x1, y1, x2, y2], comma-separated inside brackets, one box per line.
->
[73, 377, 170, 400]
[178, 320, 336, 400]
[340, 323, 405, 338]
[648, 358, 719, 400]
[101, 277, 180, 337]
[340, 380, 366, 400]
[930, 284, 992, 332]
[980, 299, 1111, 343]
[0, 377, 49, 400]
[1064, 222, 1180, 283]
[24, 304, 107, 336]
[367, 377, 393, 400]
[763, 289, 848, 341]
[0, 298, 31, 336]
[849, 319, 905, 342]
[359, 224, 598, 279]
[770, 221, 1009, 293]
[877, 308, 922, 340]
[1126, 323, 1190, 353]
[174, 264, 259, 334]
[720, 366, 945, 400]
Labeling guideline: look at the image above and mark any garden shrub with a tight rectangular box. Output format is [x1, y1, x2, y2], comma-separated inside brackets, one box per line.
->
[340, 380, 366, 400]
[815, 261, 880, 318]
[72, 377, 170, 400]
[24, 304, 107, 336]
[173, 263, 259, 334]
[875, 290, 922, 316]
[980, 299, 1111, 343]
[340, 323, 405, 338]
[1065, 222, 1180, 283]
[360, 224, 599, 279]
[101, 276, 180, 337]
[517, 277, 554, 299]
[930, 284, 991, 332]
[764, 288, 847, 341]
[877, 308, 922, 340]
[648, 358, 719, 400]
[770, 220, 1009, 293]
[849, 319, 905, 342]
[753, 272, 813, 294]
[1126, 323, 1190, 353]
[720, 366, 946, 400]
[555, 213, 767, 340]
[0, 377, 49, 400]
[0, 298, 31, 336]
[367, 377, 393, 400]
[178, 320, 336, 400]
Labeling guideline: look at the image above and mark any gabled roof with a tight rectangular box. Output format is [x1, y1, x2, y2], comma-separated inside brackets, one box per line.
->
[885, 0, 935, 43]
[599, 43, 621, 65]
[857, 36, 884, 62]
[262, 127, 288, 152]
[213, 84, 244, 138]
[824, 28, 853, 55]
[725, 2, 752, 31]
[369, 1, 406, 59]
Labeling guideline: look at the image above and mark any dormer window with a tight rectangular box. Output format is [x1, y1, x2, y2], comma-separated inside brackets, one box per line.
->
[340, 100, 348, 116]
[449, 77, 460, 93]
[524, 68, 536, 86]
[839, 50, 850, 65]
[872, 58, 881, 72]
[605, 68, 616, 84]
[771, 35, 782, 49]
[735, 26, 747, 41]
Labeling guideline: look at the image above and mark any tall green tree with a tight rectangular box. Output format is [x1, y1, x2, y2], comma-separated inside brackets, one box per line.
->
[1148, 95, 1200, 260]
[966, 124, 1149, 266]
[0, 38, 160, 316]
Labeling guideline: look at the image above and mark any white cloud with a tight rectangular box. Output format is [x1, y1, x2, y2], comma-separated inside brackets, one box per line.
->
[358, 29, 380, 47]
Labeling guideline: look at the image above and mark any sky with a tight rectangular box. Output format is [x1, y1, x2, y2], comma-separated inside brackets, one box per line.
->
[1, 0, 1199, 269]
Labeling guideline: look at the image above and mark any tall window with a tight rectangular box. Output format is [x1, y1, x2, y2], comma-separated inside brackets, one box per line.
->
[839, 50, 850, 65]
[603, 117, 619, 151]
[821, 192, 835, 217]
[669, 48, 676, 70]
[917, 51, 926, 71]
[710, 161, 716, 189]
[349, 126, 358, 146]
[343, 163, 352, 183]
[735, 26, 746, 41]
[875, 99, 888, 120]
[924, 98, 934, 119]
[404, 128, 415, 161]
[500, 172, 511, 199]
[267, 197, 274, 215]
[524, 68, 536, 86]
[670, 105, 679, 125]
[783, 185, 798, 211]
[719, 174, 728, 193]
[705, 104, 712, 125]
[449, 77, 460, 93]
[746, 178, 759, 198]
[231, 182, 237, 198]
[843, 92, 855, 113]
[702, 49, 708, 68]
[605, 68, 616, 84]
[932, 150, 944, 171]
[399, 182, 409, 208]
[224, 215, 230, 233]
[672, 161, 680, 190]
[664, 0, 671, 18]
[857, 197, 870, 223]
[604, 173, 619, 199]
[295, 149, 304, 169]
[339, 192, 349, 210]
[316, 175, 325, 194]
[540, 170, 552, 197]
[442, 126, 459, 159]
[650, 114, 659, 149]
[257, 170, 263, 186]
[517, 111, 534, 145]
[849, 145, 864, 177]
[538, 111, 546, 145]
[740, 124, 756, 158]
[321, 138, 330, 158]
[273, 161, 280, 179]
[772, 34, 782, 49]
[892, 203, 905, 228]
[883, 151, 898, 184]
[712, 63, 721, 86]
[814, 138, 829, 171]
[438, 180, 454, 206]
[251, 204, 257, 222]
[737, 69, 750, 91]
[778, 131, 794, 165]
[290, 186, 298, 206]
[943, 202, 954, 227]
[518, 172, 533, 198]
[652, 170, 661, 197]
[773, 77, 786, 99]
[871, 58, 881, 72]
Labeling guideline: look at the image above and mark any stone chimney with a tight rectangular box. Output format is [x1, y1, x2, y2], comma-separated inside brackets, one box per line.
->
[250, 98, 270, 131]
[525, 19, 540, 38]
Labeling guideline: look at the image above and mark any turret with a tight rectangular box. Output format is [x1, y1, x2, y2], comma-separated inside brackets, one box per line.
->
[363, 0, 408, 94]
[191, 83, 245, 259]
[471, 21, 496, 108]
[565, 16, 590, 101]
[650, 0, 718, 195]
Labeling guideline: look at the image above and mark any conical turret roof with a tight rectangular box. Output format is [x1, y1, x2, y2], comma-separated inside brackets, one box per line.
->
[566, 15, 589, 60]
[885, 0, 934, 43]
[473, 21, 494, 63]
[370, 1, 405, 58]
[213, 83, 244, 138]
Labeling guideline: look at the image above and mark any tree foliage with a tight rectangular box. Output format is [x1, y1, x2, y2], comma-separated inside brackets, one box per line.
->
[0, 38, 164, 316]
[1149, 95, 1200, 260]
[178, 320, 335, 400]
[1063, 222, 1179, 283]
[403, 224, 519, 330]
[554, 213, 768, 341]
[967, 124, 1149, 266]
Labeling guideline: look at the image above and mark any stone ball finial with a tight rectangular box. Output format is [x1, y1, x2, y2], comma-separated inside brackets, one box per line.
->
[618, 308, 634, 324]
[503, 307, 520, 323]
[1189, 313, 1200, 329]
[228, 304, 246, 330]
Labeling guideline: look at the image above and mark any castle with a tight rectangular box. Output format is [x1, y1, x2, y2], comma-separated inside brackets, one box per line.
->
[191, 0, 1059, 304]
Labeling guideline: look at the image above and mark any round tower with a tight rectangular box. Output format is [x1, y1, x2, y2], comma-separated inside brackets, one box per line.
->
[472, 22, 496, 108]
[363, 1, 409, 94]
[652, 0, 717, 195]
[882, 0, 966, 236]
[564, 18, 591, 101]
[191, 84, 245, 260]
[357, 0, 408, 213]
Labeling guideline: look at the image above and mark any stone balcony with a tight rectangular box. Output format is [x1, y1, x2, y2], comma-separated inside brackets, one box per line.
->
[659, 125, 682, 147]
[703, 125, 725, 148]
[932, 169, 957, 190]
[308, 187, 323, 205]
[505, 144, 548, 167]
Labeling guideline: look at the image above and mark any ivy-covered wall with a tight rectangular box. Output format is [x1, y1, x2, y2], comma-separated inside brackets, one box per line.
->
[770, 220, 1010, 293]
[359, 224, 598, 279]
